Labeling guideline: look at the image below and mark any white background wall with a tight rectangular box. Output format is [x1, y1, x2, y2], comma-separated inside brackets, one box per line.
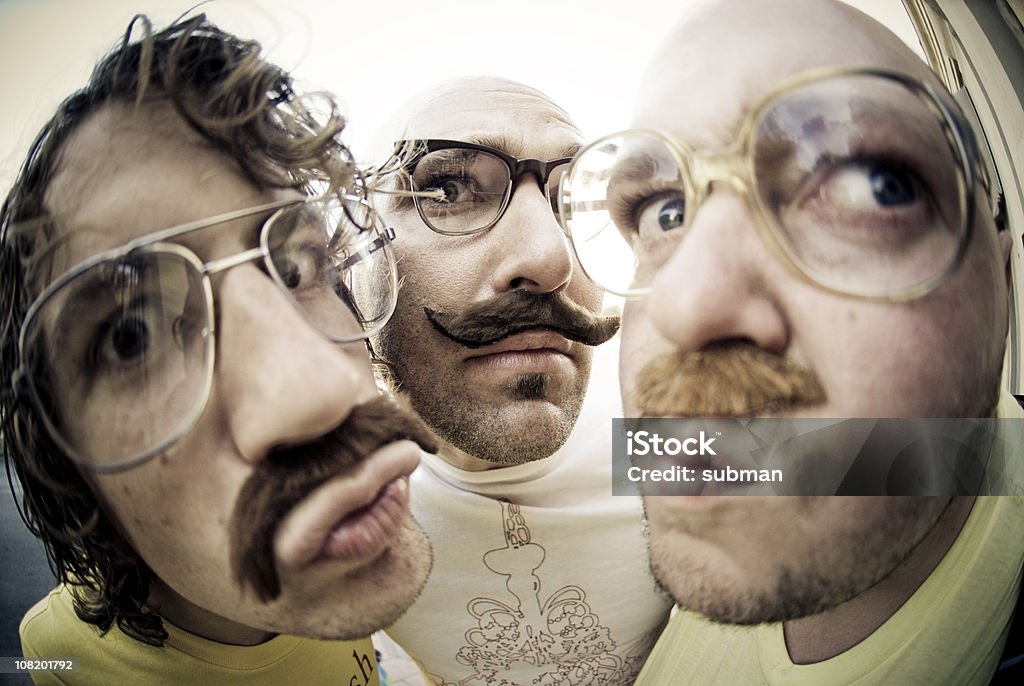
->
[0, 0, 920, 190]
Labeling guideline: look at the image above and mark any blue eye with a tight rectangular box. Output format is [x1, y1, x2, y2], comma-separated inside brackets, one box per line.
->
[631, 192, 687, 244]
[657, 197, 686, 231]
[869, 164, 916, 207]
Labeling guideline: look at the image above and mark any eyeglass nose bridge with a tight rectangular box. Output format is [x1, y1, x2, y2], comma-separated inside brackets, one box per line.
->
[510, 158, 564, 192]
[683, 145, 757, 220]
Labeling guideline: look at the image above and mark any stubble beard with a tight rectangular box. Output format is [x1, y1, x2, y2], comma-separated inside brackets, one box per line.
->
[404, 367, 588, 466]
[374, 294, 594, 465]
[645, 495, 950, 624]
[257, 517, 434, 639]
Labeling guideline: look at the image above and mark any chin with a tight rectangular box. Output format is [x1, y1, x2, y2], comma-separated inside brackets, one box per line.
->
[429, 389, 582, 465]
[649, 531, 873, 625]
[269, 519, 433, 639]
[462, 410, 575, 465]
[452, 429, 568, 466]
[645, 496, 943, 624]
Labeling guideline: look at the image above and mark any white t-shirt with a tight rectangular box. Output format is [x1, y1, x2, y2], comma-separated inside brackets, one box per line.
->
[387, 340, 673, 685]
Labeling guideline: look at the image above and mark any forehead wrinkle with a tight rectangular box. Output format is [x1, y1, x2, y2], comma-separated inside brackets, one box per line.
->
[469, 133, 580, 161]
[45, 103, 218, 256]
[37, 102, 273, 291]
[469, 133, 526, 157]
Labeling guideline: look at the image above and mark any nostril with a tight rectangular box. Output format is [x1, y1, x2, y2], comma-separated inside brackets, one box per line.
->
[707, 336, 759, 351]
[508, 277, 540, 291]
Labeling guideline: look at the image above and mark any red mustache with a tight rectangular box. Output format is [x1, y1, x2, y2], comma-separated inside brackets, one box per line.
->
[634, 342, 826, 416]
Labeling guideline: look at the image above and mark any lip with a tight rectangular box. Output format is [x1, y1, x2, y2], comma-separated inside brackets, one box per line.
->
[464, 330, 574, 359]
[273, 440, 422, 574]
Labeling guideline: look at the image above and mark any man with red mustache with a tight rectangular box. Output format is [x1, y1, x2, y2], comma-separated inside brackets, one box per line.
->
[370, 78, 673, 684]
[559, 0, 1024, 683]
[1, 14, 436, 685]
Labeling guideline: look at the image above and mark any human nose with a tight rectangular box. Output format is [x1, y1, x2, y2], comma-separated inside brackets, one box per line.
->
[213, 265, 370, 461]
[644, 189, 789, 355]
[489, 181, 573, 294]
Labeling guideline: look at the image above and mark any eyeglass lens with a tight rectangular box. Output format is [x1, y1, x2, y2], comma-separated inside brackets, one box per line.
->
[410, 148, 565, 234]
[22, 250, 212, 467]
[562, 74, 967, 298]
[265, 197, 396, 340]
[21, 197, 395, 468]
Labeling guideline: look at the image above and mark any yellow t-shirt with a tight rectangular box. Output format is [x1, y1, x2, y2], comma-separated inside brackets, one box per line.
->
[636, 393, 1024, 685]
[21, 585, 380, 686]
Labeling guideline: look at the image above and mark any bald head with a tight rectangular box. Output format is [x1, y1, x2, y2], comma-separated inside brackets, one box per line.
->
[369, 74, 602, 470]
[636, 0, 938, 145]
[617, 0, 1011, 627]
[373, 76, 579, 160]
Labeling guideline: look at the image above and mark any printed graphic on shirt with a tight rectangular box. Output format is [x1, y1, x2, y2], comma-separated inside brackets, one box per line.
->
[429, 499, 644, 686]
[350, 647, 376, 686]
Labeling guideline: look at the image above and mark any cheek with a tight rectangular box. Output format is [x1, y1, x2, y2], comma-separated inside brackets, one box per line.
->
[95, 457, 240, 569]
[394, 238, 490, 305]
[94, 472, 193, 571]
[798, 294, 1003, 416]
[391, 213, 487, 296]
[103, 481, 149, 534]
[572, 277, 605, 314]
[798, 304, 926, 409]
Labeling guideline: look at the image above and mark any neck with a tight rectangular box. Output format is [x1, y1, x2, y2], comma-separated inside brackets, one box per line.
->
[783, 496, 975, 664]
[148, 582, 276, 646]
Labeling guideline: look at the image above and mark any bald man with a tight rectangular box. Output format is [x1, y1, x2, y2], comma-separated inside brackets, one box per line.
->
[555, 1, 1023, 683]
[372, 77, 672, 685]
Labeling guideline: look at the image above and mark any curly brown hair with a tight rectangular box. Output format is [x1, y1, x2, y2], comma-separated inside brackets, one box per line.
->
[1, 13, 355, 647]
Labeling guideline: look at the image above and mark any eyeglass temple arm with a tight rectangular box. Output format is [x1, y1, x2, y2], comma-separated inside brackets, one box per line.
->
[337, 226, 397, 270]
[371, 187, 446, 200]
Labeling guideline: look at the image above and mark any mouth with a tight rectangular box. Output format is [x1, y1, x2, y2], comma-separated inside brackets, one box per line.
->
[464, 329, 577, 372]
[467, 330, 573, 355]
[273, 440, 421, 574]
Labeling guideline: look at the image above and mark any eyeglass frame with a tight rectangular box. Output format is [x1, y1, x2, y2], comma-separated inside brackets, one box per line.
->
[557, 65, 983, 302]
[11, 192, 396, 473]
[397, 138, 574, 236]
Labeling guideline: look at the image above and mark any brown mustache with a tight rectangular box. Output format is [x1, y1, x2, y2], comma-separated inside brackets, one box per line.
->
[424, 290, 620, 349]
[230, 396, 438, 602]
[635, 342, 827, 417]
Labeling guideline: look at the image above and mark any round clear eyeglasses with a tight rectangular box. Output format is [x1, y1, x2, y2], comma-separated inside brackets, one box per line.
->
[558, 67, 981, 301]
[13, 193, 397, 472]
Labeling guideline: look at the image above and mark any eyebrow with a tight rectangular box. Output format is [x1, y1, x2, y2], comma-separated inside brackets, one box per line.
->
[468, 134, 581, 160]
